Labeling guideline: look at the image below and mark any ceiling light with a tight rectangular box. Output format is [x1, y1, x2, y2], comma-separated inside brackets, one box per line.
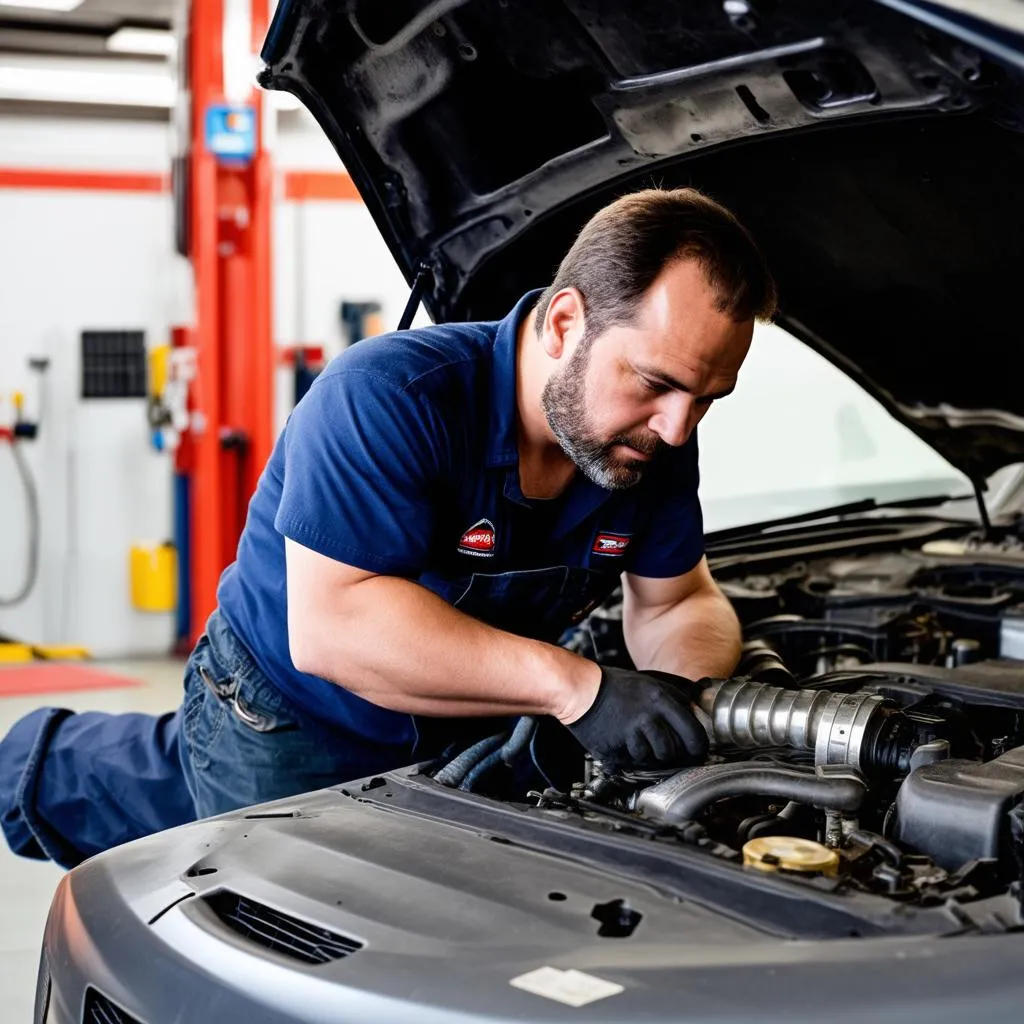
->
[0, 0, 86, 10]
[106, 27, 177, 57]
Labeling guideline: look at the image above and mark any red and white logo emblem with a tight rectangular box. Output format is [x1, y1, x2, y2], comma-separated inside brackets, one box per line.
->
[458, 518, 496, 557]
[592, 531, 631, 556]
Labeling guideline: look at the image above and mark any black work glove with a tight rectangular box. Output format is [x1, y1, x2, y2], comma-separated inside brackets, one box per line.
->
[564, 666, 710, 770]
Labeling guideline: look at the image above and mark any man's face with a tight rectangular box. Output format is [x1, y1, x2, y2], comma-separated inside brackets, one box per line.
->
[541, 259, 754, 490]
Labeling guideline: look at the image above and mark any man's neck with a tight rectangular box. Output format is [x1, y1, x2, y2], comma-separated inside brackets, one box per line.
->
[515, 306, 576, 500]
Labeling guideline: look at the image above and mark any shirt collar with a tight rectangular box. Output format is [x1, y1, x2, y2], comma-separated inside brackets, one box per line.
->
[485, 290, 543, 470]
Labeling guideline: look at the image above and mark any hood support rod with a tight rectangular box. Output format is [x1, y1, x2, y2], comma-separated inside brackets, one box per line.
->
[398, 263, 432, 331]
[972, 477, 993, 539]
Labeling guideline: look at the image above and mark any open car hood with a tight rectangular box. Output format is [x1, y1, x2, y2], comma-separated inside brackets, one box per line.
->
[259, 0, 1024, 481]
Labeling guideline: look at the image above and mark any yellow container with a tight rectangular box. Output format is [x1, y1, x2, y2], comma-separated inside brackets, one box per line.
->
[34, 645, 90, 661]
[130, 543, 177, 612]
[0, 643, 33, 663]
[149, 344, 170, 398]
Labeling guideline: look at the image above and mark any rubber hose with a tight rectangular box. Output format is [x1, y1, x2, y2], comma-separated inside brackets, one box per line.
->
[738, 639, 797, 688]
[458, 747, 505, 792]
[501, 716, 537, 761]
[458, 716, 537, 792]
[0, 441, 40, 607]
[847, 828, 905, 867]
[433, 732, 507, 788]
[637, 762, 867, 826]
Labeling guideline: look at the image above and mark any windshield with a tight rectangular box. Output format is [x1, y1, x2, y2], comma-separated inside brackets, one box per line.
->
[697, 322, 971, 532]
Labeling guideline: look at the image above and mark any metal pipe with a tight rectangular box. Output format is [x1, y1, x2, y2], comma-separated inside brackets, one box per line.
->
[634, 762, 867, 826]
[699, 678, 888, 772]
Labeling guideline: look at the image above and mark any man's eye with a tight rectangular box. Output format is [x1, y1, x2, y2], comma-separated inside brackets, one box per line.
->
[639, 376, 664, 394]
[697, 396, 715, 408]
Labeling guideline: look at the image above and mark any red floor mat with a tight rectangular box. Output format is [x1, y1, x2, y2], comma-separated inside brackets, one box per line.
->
[0, 663, 143, 698]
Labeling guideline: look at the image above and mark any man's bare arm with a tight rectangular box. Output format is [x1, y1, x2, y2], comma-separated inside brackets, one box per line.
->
[285, 538, 601, 723]
[622, 557, 741, 680]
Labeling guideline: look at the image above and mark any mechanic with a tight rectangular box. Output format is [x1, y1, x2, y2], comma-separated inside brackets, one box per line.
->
[0, 187, 776, 868]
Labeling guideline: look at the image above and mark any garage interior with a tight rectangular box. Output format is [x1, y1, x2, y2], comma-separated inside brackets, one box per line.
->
[1, 1, 1013, 1019]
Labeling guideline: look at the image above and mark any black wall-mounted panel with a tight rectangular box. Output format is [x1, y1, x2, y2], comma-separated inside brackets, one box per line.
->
[81, 331, 146, 399]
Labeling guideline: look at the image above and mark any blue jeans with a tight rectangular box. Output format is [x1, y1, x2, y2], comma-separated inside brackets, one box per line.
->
[179, 610, 416, 818]
[1, 608, 578, 866]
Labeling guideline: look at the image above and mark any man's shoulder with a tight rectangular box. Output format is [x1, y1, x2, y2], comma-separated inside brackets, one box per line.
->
[317, 319, 498, 397]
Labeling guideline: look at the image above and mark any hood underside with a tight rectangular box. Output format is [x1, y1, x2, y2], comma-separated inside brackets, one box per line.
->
[259, 0, 1024, 480]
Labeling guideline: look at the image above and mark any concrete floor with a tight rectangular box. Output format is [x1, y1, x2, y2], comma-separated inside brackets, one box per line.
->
[0, 657, 186, 1023]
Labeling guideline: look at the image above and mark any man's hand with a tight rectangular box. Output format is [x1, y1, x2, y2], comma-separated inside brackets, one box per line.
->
[563, 666, 709, 769]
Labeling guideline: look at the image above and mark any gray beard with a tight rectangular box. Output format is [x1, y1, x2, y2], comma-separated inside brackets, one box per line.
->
[540, 341, 658, 491]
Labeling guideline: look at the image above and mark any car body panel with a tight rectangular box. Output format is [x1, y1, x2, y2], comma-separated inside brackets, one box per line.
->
[39, 781, 1024, 1023]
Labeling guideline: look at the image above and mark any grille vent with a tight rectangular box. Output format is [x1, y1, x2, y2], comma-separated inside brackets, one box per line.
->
[204, 890, 363, 966]
[83, 987, 142, 1024]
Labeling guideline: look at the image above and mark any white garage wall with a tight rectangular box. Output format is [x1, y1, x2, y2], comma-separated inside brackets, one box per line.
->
[0, 109, 423, 656]
[0, 115, 186, 656]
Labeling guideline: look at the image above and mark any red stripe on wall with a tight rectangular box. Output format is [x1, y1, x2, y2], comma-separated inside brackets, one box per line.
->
[0, 167, 168, 193]
[0, 167, 363, 202]
[283, 171, 361, 201]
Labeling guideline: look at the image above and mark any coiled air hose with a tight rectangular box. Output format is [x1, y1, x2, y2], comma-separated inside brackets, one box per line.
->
[0, 439, 40, 607]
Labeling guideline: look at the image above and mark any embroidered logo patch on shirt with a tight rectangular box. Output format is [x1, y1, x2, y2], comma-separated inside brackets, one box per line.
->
[592, 531, 631, 556]
[458, 518, 496, 557]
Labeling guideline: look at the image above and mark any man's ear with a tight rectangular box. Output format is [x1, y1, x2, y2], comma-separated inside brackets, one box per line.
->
[542, 288, 586, 360]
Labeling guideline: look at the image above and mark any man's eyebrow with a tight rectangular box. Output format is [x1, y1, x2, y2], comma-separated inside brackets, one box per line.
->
[635, 364, 735, 401]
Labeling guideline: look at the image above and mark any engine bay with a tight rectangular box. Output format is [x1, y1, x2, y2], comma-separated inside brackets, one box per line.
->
[433, 514, 1024, 928]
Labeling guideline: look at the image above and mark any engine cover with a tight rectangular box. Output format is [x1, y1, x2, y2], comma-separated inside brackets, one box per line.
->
[894, 746, 1024, 872]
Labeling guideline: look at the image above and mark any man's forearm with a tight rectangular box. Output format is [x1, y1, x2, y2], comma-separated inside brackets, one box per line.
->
[289, 574, 601, 722]
[624, 585, 742, 680]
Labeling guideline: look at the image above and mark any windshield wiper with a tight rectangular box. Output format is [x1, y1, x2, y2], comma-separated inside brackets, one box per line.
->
[706, 493, 964, 545]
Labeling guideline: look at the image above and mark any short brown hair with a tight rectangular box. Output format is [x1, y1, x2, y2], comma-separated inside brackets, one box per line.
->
[534, 187, 777, 339]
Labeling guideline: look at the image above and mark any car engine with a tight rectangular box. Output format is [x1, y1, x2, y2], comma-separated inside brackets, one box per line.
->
[436, 517, 1024, 920]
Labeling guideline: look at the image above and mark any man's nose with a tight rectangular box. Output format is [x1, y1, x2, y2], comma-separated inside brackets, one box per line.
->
[648, 393, 694, 448]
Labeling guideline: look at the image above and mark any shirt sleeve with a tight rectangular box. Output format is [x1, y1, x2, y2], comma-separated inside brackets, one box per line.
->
[626, 433, 705, 579]
[274, 369, 442, 576]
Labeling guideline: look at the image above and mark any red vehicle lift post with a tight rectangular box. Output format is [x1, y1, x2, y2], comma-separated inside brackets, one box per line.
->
[183, 0, 274, 645]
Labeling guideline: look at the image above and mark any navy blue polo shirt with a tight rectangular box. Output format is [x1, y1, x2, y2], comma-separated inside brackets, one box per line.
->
[217, 292, 704, 749]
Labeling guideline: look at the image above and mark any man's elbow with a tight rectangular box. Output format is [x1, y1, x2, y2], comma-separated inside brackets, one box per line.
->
[287, 618, 322, 677]
[286, 606, 342, 679]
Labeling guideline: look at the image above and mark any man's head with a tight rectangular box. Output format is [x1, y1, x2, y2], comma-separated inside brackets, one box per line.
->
[535, 188, 777, 489]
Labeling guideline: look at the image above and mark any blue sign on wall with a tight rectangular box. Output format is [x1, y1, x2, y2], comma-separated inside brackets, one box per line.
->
[205, 105, 256, 163]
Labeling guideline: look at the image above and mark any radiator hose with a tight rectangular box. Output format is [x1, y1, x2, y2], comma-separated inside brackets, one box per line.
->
[634, 762, 867, 826]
